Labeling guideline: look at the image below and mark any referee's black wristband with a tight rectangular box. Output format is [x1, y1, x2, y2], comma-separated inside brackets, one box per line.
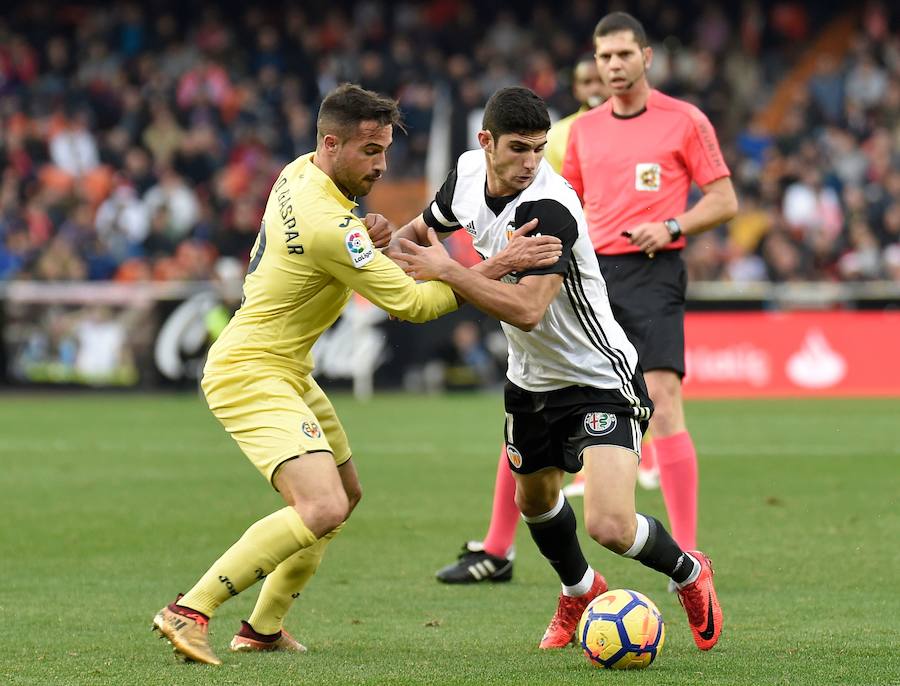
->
[663, 218, 682, 242]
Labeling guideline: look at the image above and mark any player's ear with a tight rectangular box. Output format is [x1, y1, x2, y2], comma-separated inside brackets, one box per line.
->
[643, 46, 653, 71]
[477, 130, 494, 153]
[321, 133, 341, 154]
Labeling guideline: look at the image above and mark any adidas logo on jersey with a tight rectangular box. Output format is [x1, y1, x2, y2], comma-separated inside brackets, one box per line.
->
[465, 221, 476, 237]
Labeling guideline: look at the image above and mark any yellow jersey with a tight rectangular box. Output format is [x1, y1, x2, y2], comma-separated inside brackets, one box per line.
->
[206, 153, 458, 377]
[544, 107, 590, 173]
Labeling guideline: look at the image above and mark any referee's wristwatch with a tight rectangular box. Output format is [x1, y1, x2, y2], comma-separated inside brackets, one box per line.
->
[663, 218, 683, 242]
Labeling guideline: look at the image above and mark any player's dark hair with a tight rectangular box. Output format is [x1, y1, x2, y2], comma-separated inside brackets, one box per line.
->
[317, 83, 403, 142]
[482, 86, 551, 141]
[576, 52, 597, 69]
[593, 12, 649, 49]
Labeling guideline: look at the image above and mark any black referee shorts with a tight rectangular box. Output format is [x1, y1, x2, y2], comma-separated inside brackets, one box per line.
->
[595, 250, 687, 377]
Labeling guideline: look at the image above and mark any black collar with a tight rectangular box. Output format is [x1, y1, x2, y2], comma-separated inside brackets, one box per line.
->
[612, 106, 648, 120]
[484, 181, 522, 215]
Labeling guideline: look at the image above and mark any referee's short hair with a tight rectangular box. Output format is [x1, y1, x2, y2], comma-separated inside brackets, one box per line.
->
[593, 12, 649, 48]
[482, 86, 551, 141]
[317, 83, 403, 143]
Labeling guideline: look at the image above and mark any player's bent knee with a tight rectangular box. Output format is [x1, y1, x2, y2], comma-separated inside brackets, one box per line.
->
[344, 482, 362, 514]
[293, 492, 350, 538]
[585, 514, 636, 554]
[514, 491, 557, 518]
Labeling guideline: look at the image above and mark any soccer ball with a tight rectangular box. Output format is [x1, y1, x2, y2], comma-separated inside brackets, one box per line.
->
[577, 588, 665, 669]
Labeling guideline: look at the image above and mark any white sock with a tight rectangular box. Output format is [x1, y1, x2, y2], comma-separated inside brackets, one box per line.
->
[622, 513, 650, 558]
[520, 491, 565, 524]
[562, 567, 595, 597]
[674, 553, 701, 589]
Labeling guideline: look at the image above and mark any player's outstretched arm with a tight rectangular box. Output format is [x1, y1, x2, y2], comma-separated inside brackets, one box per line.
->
[395, 228, 563, 331]
[319, 216, 458, 324]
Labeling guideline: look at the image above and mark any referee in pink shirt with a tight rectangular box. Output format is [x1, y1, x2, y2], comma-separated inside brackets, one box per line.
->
[563, 12, 738, 555]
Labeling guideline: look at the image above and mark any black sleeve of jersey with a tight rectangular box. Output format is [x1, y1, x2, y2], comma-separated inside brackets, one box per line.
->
[513, 199, 578, 277]
[422, 168, 462, 232]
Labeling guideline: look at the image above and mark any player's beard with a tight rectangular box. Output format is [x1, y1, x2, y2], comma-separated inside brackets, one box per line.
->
[335, 163, 382, 197]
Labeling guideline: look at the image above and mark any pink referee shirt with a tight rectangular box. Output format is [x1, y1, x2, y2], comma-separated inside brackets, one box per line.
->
[562, 89, 730, 255]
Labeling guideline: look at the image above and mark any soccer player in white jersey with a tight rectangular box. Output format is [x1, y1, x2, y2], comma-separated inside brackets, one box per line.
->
[390, 86, 722, 651]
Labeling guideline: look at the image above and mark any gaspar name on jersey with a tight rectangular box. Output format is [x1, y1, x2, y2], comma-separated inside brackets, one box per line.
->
[274, 175, 304, 254]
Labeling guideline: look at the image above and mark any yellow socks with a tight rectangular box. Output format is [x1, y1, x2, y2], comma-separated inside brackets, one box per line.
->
[247, 524, 344, 635]
[179, 507, 317, 617]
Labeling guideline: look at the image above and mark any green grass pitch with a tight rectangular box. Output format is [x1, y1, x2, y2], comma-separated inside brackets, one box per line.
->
[1, 392, 898, 685]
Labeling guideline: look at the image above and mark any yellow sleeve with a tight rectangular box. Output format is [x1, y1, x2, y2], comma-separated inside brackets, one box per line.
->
[545, 113, 578, 174]
[313, 216, 458, 323]
[544, 128, 566, 173]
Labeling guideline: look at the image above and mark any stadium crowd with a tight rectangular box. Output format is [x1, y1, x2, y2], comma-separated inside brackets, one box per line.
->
[0, 0, 898, 284]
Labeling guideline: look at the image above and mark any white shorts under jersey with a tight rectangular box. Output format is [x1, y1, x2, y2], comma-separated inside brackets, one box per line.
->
[423, 150, 643, 403]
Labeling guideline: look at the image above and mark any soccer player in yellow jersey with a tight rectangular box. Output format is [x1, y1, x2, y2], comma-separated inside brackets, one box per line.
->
[152, 83, 561, 665]
[543, 56, 606, 173]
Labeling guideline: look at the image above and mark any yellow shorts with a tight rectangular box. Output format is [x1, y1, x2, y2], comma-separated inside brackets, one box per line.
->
[201, 366, 351, 486]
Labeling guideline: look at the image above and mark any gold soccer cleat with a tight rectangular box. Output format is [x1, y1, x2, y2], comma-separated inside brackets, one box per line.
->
[230, 621, 308, 653]
[152, 599, 222, 665]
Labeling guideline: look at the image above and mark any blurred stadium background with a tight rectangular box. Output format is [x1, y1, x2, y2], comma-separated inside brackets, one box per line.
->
[0, 0, 898, 394]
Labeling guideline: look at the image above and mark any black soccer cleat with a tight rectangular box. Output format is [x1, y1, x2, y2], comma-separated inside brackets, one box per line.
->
[435, 541, 514, 584]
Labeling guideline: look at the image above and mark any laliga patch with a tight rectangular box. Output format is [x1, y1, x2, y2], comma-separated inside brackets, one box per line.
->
[344, 228, 375, 268]
[584, 412, 616, 436]
[301, 420, 321, 439]
[635, 163, 661, 191]
[506, 444, 523, 468]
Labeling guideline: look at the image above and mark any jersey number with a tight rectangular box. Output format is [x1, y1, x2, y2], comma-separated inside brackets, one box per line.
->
[247, 221, 267, 275]
[241, 221, 267, 305]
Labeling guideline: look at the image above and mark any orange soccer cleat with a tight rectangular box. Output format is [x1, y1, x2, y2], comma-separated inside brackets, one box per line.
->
[539, 571, 608, 649]
[676, 551, 723, 651]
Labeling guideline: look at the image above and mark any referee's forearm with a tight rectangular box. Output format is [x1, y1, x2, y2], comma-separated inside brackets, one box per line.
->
[677, 186, 738, 236]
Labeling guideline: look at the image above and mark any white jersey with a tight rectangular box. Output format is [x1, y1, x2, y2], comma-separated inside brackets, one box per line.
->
[424, 150, 642, 401]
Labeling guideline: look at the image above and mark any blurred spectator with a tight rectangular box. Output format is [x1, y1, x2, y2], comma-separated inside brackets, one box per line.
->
[884, 244, 900, 280]
[143, 102, 184, 167]
[0, 228, 32, 280]
[33, 234, 87, 281]
[49, 109, 100, 177]
[782, 169, 842, 241]
[214, 197, 261, 260]
[808, 55, 845, 124]
[837, 219, 883, 279]
[684, 232, 725, 282]
[761, 229, 811, 282]
[95, 183, 150, 260]
[142, 167, 199, 239]
[845, 52, 888, 109]
[426, 320, 496, 392]
[143, 206, 178, 259]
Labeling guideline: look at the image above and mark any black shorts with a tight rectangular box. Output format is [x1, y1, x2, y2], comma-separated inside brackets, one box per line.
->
[503, 380, 652, 475]
[596, 250, 687, 377]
